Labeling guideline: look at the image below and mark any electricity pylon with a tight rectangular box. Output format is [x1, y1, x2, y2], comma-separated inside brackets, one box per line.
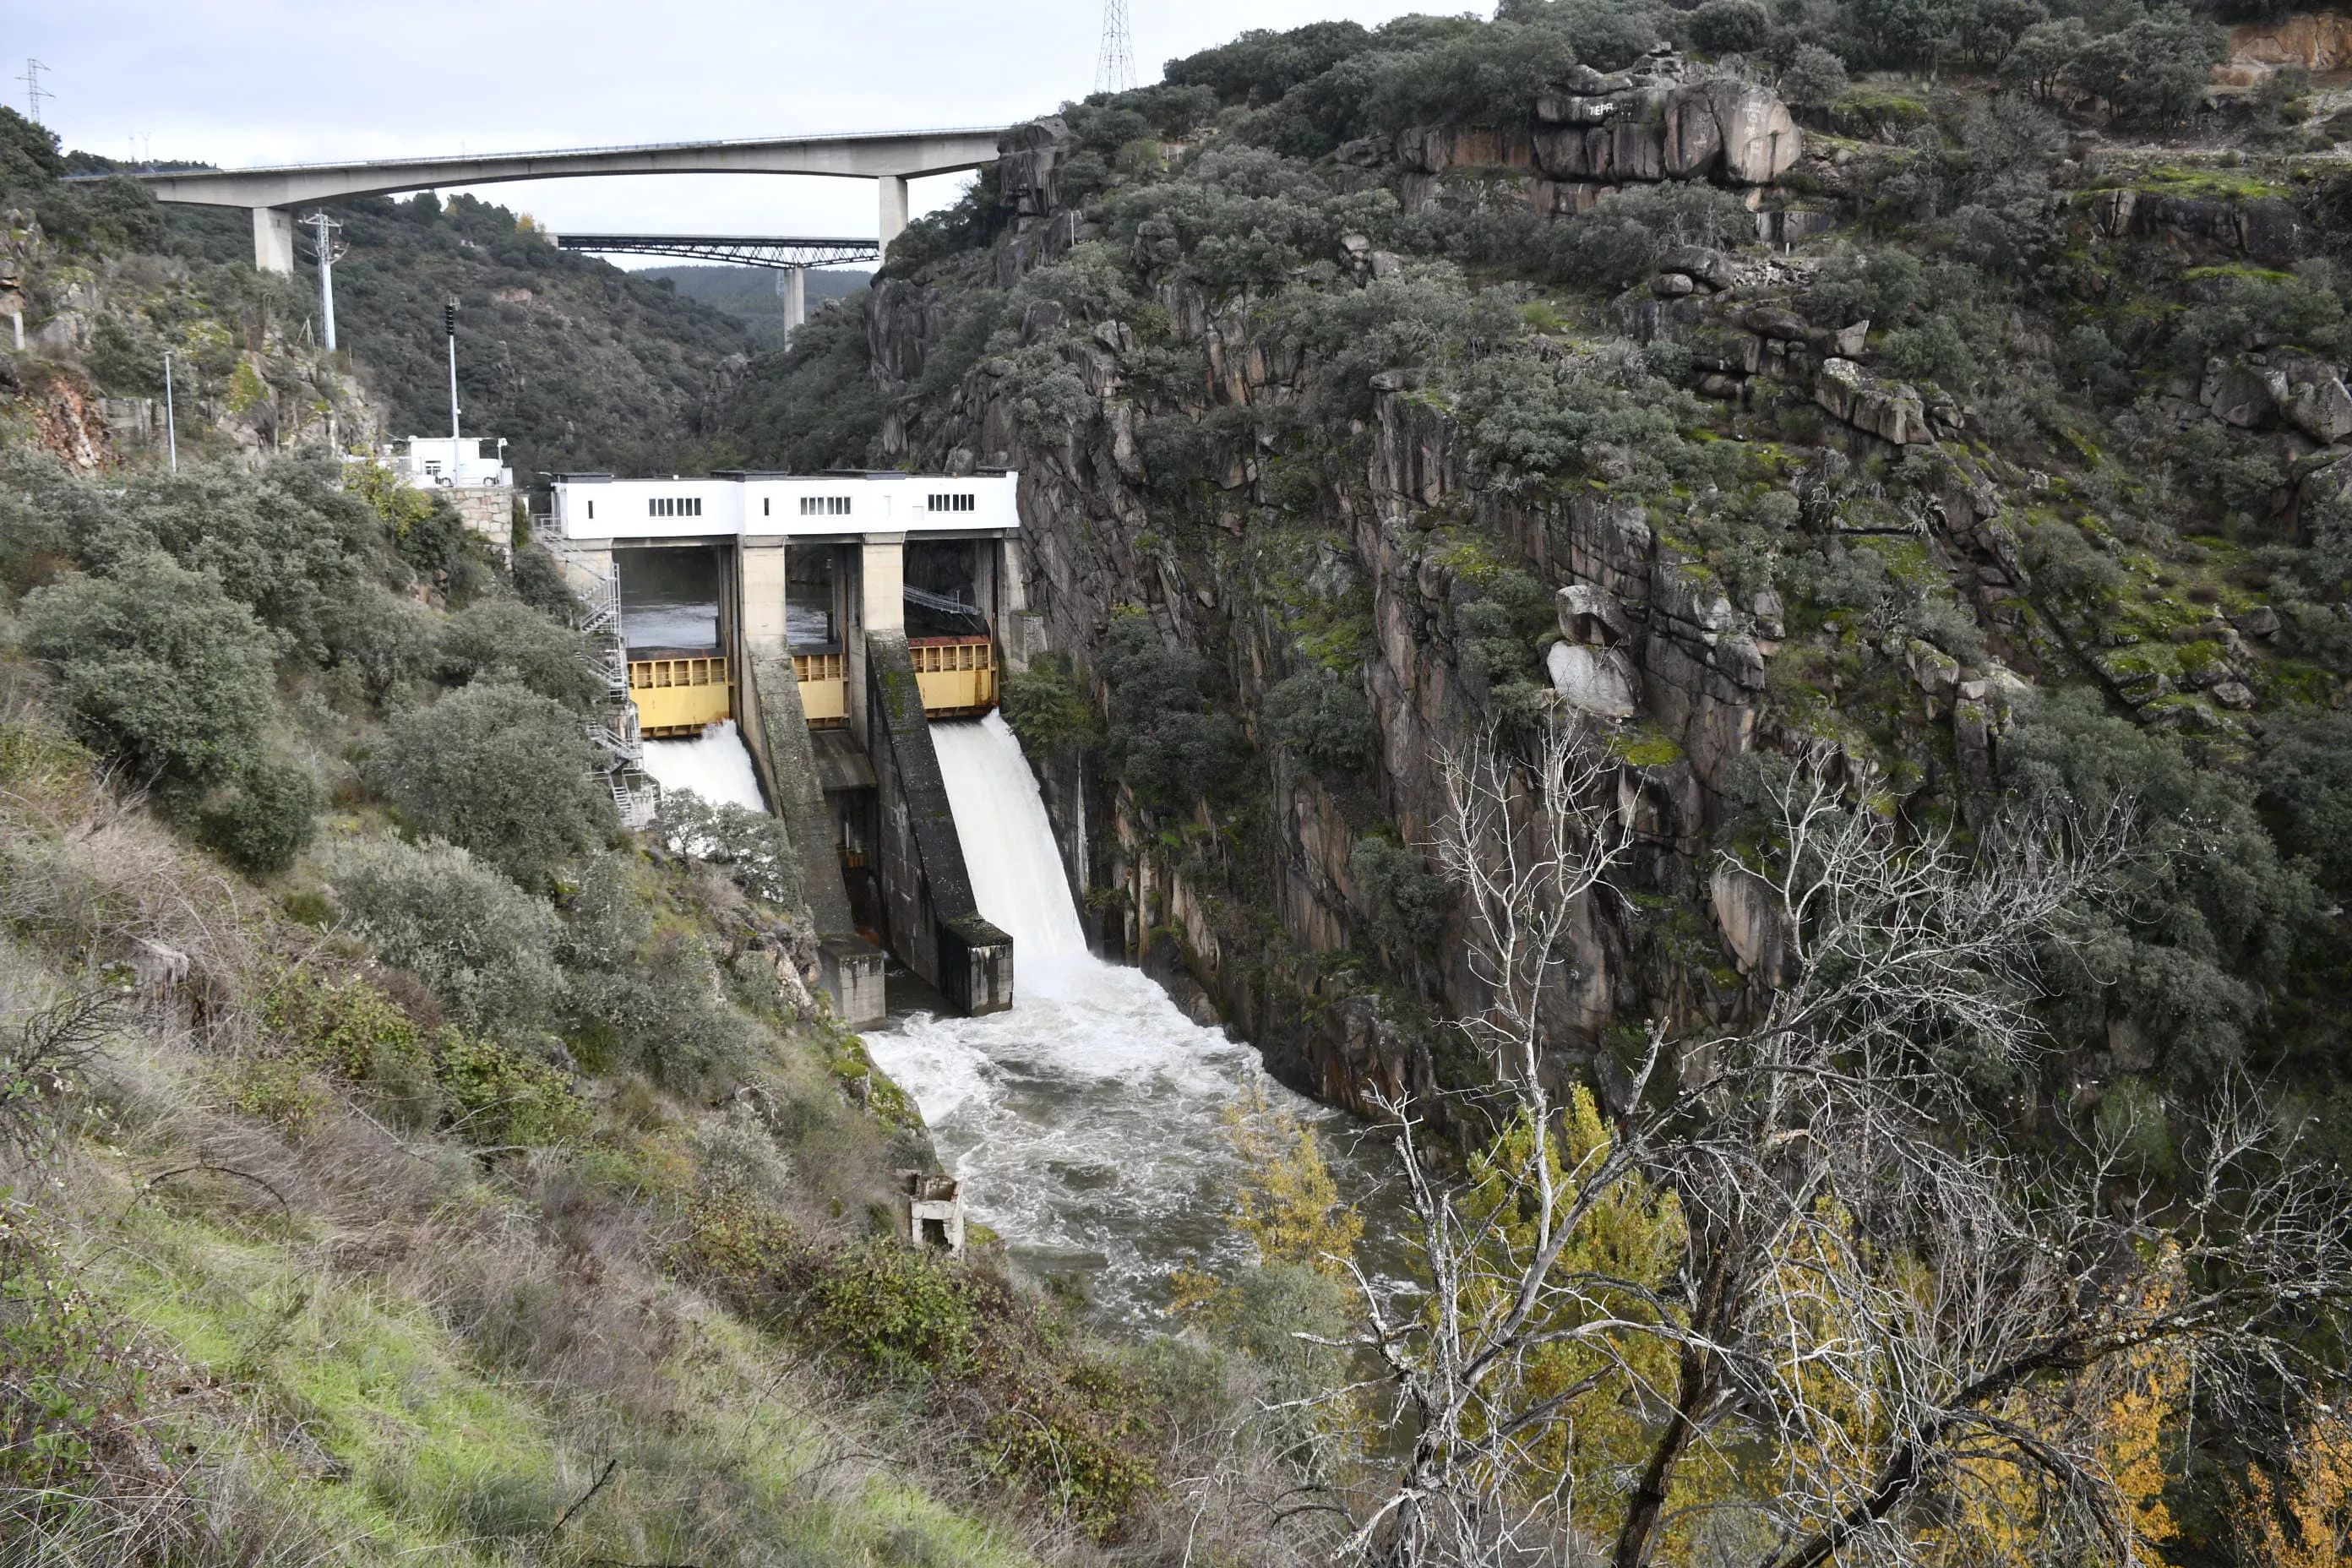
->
[1095, 0, 1135, 95]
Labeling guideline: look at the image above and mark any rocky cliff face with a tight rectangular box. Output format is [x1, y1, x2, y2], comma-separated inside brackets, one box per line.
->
[849, 99, 1963, 1117]
[784, 49, 2344, 1119]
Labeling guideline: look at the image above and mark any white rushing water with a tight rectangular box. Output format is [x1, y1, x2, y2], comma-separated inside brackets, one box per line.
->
[868, 712, 1366, 1321]
[640, 721, 767, 813]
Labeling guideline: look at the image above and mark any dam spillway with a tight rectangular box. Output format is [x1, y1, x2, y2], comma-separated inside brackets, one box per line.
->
[868, 713, 1366, 1320]
[638, 720, 767, 814]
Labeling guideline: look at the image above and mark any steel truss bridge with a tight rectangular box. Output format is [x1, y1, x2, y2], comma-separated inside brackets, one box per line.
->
[552, 233, 881, 270]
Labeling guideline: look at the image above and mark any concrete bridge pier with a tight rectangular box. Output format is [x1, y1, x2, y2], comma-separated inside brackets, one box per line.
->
[778, 267, 806, 334]
[879, 176, 909, 249]
[254, 206, 295, 274]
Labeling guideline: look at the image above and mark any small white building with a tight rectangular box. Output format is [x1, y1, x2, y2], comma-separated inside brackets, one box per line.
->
[384, 436, 513, 490]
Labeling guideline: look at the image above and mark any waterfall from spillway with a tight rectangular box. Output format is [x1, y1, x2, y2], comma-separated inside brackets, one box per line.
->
[868, 712, 1363, 1322]
[639, 720, 766, 813]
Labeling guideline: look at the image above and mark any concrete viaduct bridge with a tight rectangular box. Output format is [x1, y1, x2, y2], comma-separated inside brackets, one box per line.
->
[115, 127, 1006, 273]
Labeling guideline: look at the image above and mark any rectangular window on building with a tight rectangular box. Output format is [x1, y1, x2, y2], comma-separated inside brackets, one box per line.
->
[798, 496, 852, 517]
[586, 499, 595, 520]
[763, 498, 770, 517]
[927, 493, 976, 513]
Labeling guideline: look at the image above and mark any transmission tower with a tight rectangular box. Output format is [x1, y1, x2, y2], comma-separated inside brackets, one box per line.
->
[1094, 0, 1135, 95]
[19, 60, 49, 126]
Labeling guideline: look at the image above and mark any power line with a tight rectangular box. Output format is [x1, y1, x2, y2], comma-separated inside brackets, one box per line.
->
[19, 59, 49, 126]
[1095, 0, 1135, 95]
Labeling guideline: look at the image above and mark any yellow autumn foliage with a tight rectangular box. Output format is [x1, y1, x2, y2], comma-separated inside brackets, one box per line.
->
[1222, 1074, 1363, 1277]
[1927, 1247, 2187, 1566]
[1453, 1086, 1700, 1514]
[1170, 1075, 1360, 1318]
[2235, 1407, 2352, 1568]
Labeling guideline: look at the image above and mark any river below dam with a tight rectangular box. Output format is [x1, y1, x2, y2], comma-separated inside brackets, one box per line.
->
[868, 712, 1389, 1324]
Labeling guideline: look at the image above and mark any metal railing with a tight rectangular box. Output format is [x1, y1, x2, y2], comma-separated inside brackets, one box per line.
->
[536, 525, 653, 823]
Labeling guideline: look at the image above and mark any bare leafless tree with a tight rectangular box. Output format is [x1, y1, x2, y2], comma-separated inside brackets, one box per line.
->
[1331, 718, 2352, 1568]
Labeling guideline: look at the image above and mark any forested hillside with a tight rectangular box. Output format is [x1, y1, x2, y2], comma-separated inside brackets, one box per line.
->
[0, 110, 1295, 1567]
[49, 141, 754, 478]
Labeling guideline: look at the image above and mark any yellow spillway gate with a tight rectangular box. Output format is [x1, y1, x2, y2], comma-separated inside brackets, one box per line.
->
[629, 656, 732, 737]
[794, 651, 848, 728]
[790, 637, 996, 730]
[911, 635, 997, 718]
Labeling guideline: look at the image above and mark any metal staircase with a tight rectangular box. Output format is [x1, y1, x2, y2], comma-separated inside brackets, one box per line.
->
[537, 527, 656, 829]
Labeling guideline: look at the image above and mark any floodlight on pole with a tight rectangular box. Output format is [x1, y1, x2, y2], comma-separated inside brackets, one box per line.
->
[163, 351, 177, 474]
[444, 299, 460, 445]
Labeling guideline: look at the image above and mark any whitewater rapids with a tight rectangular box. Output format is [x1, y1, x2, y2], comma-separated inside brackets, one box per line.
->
[639, 720, 766, 813]
[868, 711, 1368, 1322]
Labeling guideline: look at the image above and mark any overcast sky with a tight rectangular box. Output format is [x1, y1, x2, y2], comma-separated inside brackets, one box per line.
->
[15, 0, 1440, 260]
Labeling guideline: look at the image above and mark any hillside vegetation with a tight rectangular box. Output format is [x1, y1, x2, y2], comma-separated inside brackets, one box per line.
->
[45, 133, 754, 479]
[636, 264, 874, 351]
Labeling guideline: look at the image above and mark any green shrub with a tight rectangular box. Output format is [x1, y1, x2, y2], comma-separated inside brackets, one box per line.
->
[2255, 705, 2352, 899]
[811, 1241, 980, 1376]
[1262, 670, 1377, 776]
[1360, 21, 1581, 131]
[1547, 182, 1754, 292]
[2008, 687, 2321, 1078]
[433, 1030, 587, 1147]
[324, 587, 436, 706]
[1453, 351, 1720, 493]
[370, 682, 612, 887]
[1690, 0, 1770, 56]
[651, 790, 799, 907]
[112, 460, 385, 666]
[435, 598, 602, 708]
[0, 1205, 157, 1511]
[1781, 45, 1850, 106]
[1351, 836, 1450, 950]
[21, 551, 277, 790]
[1099, 610, 1248, 808]
[1451, 562, 1551, 695]
[198, 759, 323, 874]
[508, 545, 580, 619]
[328, 836, 563, 1037]
[1001, 653, 1101, 754]
[2022, 517, 2124, 607]
[1879, 312, 1983, 390]
[262, 968, 433, 1090]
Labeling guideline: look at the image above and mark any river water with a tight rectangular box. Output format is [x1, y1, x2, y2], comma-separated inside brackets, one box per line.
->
[868, 713, 1383, 1323]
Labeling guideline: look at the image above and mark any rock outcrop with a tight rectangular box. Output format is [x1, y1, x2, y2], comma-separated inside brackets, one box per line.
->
[1336, 51, 1803, 230]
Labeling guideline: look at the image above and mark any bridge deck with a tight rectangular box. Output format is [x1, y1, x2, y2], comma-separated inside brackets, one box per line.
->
[89, 127, 1007, 210]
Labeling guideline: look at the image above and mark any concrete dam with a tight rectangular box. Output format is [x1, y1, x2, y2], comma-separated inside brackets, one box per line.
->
[546, 468, 1026, 1027]
[546, 468, 1382, 1314]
